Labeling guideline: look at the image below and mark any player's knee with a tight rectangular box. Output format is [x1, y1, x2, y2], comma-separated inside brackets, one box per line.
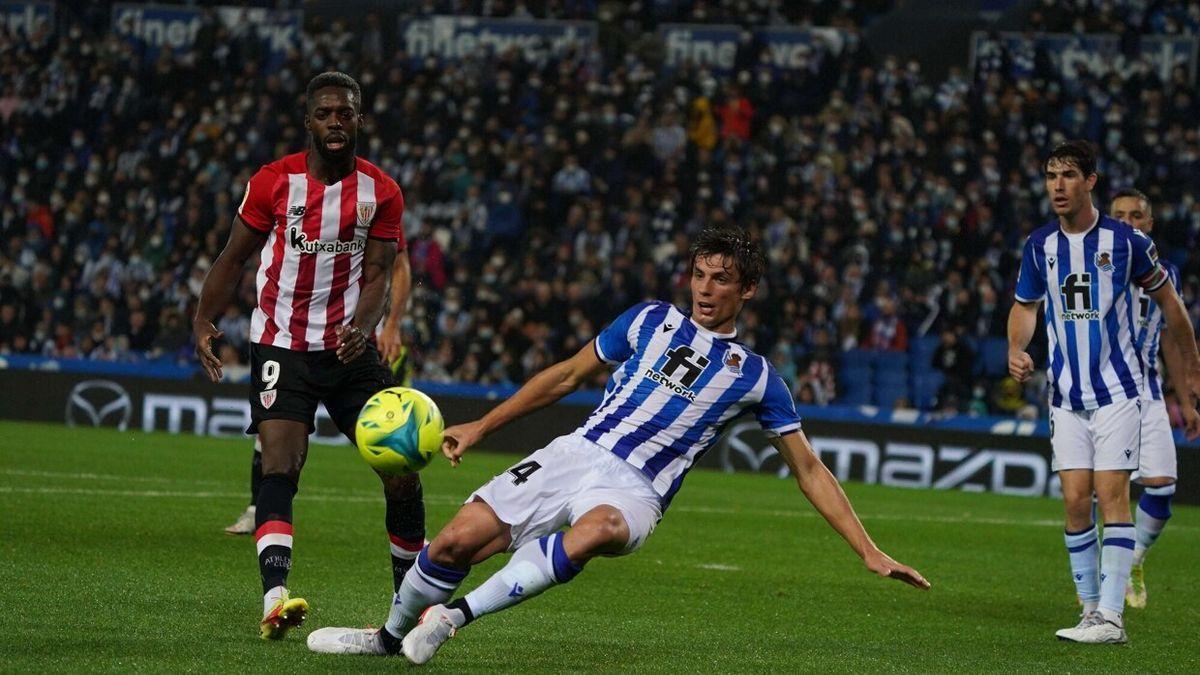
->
[380, 471, 421, 498]
[571, 510, 629, 558]
[1137, 476, 1175, 488]
[427, 532, 479, 569]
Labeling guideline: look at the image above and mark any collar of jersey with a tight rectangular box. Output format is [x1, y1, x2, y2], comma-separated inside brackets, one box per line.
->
[1060, 208, 1100, 239]
[687, 316, 737, 340]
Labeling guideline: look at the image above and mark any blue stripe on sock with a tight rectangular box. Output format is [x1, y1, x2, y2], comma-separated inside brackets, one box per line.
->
[416, 547, 468, 584]
[1067, 539, 1097, 553]
[547, 534, 583, 583]
[1139, 490, 1173, 520]
[1102, 537, 1135, 550]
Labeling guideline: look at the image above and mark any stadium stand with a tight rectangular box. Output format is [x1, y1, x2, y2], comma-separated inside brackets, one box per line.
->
[0, 0, 1198, 421]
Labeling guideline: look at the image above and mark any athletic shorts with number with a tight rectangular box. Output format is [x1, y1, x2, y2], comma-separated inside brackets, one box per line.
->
[469, 434, 662, 555]
[1132, 398, 1178, 481]
[247, 342, 394, 437]
[1049, 397, 1141, 472]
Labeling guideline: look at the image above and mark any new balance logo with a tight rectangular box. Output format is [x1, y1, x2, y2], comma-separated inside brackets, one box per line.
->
[508, 583, 524, 598]
[287, 205, 306, 217]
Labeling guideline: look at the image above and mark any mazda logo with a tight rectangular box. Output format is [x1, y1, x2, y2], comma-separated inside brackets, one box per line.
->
[65, 380, 132, 430]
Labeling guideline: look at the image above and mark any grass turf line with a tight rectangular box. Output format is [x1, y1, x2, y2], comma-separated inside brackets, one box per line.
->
[1, 421, 1197, 673]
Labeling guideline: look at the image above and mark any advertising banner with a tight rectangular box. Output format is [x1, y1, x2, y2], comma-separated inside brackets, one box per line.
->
[111, 3, 302, 70]
[971, 31, 1198, 84]
[2, 368, 1196, 504]
[398, 15, 596, 64]
[0, 1, 53, 36]
[658, 24, 842, 73]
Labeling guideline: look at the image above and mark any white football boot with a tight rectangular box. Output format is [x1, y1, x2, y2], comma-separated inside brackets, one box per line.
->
[1055, 611, 1127, 644]
[306, 627, 389, 655]
[224, 505, 256, 535]
[402, 605, 458, 665]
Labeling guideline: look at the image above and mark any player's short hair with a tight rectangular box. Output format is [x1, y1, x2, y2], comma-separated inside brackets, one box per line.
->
[689, 226, 765, 290]
[1111, 186, 1152, 217]
[1044, 140, 1098, 177]
[306, 71, 361, 111]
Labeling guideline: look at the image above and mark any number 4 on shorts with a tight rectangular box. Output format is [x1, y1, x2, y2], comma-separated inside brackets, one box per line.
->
[508, 461, 541, 485]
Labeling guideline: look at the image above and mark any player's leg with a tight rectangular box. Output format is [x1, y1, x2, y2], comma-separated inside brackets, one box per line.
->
[255, 419, 312, 639]
[224, 436, 262, 535]
[1049, 408, 1102, 622]
[306, 498, 510, 655]
[324, 342, 429, 592]
[402, 439, 661, 665]
[247, 343, 318, 639]
[1128, 398, 1178, 608]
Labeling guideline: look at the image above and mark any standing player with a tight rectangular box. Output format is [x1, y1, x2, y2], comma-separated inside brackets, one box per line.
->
[1008, 141, 1200, 644]
[307, 226, 930, 662]
[193, 72, 426, 640]
[1110, 187, 1199, 608]
[223, 260, 414, 536]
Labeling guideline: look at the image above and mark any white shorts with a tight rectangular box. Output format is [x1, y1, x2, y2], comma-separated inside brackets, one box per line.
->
[469, 434, 662, 555]
[1049, 397, 1141, 472]
[1132, 398, 1178, 482]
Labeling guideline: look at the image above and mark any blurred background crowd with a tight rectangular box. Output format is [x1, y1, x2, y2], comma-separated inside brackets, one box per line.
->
[2, 0, 1200, 422]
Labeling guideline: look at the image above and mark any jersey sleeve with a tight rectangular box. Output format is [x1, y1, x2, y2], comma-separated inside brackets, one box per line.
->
[237, 166, 278, 232]
[1129, 229, 1168, 292]
[369, 180, 405, 245]
[1014, 236, 1046, 303]
[755, 366, 803, 438]
[593, 302, 652, 365]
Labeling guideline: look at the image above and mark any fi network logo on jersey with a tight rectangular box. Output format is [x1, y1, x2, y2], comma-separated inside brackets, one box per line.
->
[646, 345, 710, 401]
[288, 226, 366, 255]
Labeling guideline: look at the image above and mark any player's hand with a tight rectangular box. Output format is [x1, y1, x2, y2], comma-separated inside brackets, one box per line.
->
[336, 324, 366, 363]
[864, 548, 930, 590]
[1181, 404, 1200, 441]
[1186, 370, 1200, 414]
[441, 420, 485, 468]
[378, 318, 403, 364]
[1008, 349, 1034, 382]
[193, 319, 224, 383]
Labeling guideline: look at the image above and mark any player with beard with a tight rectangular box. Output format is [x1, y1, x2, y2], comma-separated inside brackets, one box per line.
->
[193, 72, 426, 640]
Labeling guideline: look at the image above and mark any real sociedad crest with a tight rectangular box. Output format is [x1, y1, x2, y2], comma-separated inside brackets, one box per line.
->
[1095, 251, 1114, 272]
[356, 201, 376, 227]
[725, 352, 742, 374]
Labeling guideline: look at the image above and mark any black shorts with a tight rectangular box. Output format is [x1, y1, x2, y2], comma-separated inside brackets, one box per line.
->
[247, 342, 396, 439]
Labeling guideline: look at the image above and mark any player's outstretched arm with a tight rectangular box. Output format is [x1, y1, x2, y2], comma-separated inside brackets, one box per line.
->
[441, 339, 610, 466]
[1158, 321, 1200, 439]
[378, 251, 412, 365]
[1006, 300, 1040, 382]
[1150, 283, 1200, 419]
[769, 431, 930, 590]
[192, 217, 268, 382]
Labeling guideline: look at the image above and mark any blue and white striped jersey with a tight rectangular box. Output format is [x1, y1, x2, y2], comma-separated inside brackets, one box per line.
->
[578, 301, 802, 508]
[1015, 213, 1169, 411]
[1133, 259, 1181, 401]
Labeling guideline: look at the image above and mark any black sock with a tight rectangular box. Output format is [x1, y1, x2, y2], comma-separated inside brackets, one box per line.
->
[249, 447, 263, 506]
[386, 480, 425, 592]
[379, 625, 404, 654]
[255, 473, 297, 593]
[446, 597, 475, 626]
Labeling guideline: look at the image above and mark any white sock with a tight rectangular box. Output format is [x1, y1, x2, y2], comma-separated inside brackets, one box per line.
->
[1064, 525, 1100, 609]
[1099, 523, 1134, 624]
[460, 532, 582, 624]
[1133, 484, 1175, 565]
[385, 547, 467, 638]
[263, 585, 287, 618]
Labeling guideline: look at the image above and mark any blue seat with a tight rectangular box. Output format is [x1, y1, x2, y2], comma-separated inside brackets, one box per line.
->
[874, 382, 911, 409]
[837, 385, 872, 406]
[839, 365, 872, 391]
[840, 349, 877, 371]
[909, 335, 940, 371]
[981, 337, 1009, 377]
[911, 372, 946, 410]
[874, 367, 908, 386]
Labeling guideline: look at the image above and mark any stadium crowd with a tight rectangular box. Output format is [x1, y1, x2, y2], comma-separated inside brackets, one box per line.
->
[2, 1, 1199, 420]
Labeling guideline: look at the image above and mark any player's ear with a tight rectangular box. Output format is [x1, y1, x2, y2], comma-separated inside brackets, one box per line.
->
[740, 282, 757, 301]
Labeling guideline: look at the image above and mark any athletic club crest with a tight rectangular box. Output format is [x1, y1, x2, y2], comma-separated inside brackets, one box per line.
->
[1095, 251, 1114, 272]
[725, 352, 742, 374]
[260, 390, 277, 409]
[356, 201, 376, 227]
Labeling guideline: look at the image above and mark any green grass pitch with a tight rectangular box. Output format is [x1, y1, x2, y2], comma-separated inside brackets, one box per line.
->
[1, 420, 1198, 673]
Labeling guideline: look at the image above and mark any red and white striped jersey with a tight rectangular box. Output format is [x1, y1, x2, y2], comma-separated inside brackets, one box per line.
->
[237, 152, 406, 352]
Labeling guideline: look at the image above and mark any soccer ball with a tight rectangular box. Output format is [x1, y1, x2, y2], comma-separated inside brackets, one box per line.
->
[355, 387, 445, 475]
